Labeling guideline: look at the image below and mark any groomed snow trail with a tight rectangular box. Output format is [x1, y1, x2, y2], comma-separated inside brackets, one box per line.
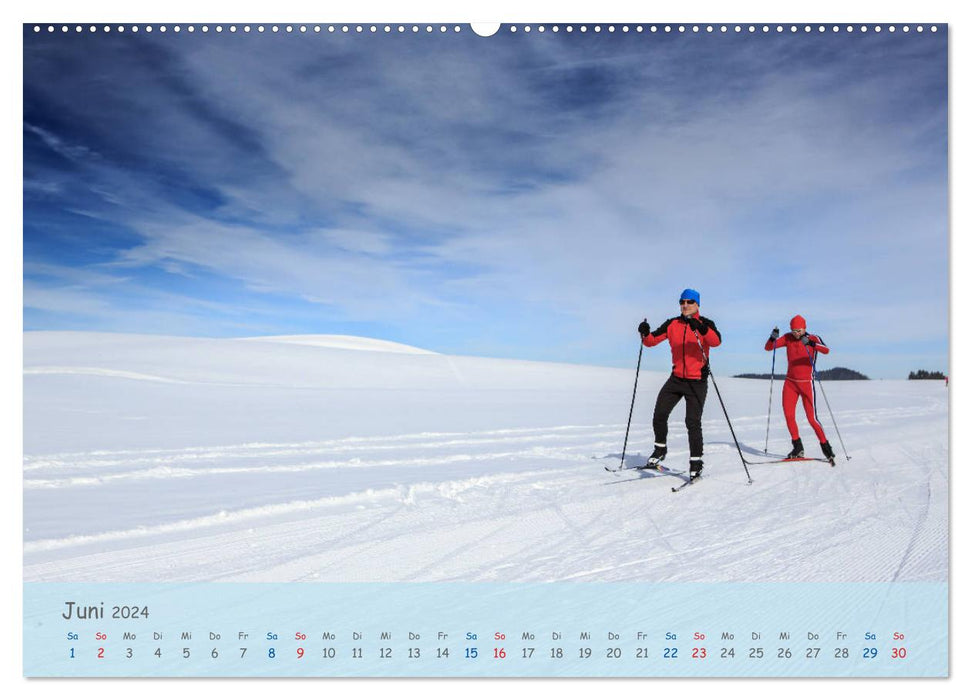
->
[24, 332, 947, 584]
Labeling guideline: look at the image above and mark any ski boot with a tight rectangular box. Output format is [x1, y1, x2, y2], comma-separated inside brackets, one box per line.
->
[820, 441, 836, 466]
[689, 457, 703, 481]
[786, 438, 804, 460]
[642, 443, 667, 469]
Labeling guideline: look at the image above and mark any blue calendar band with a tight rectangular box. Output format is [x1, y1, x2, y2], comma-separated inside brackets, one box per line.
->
[24, 582, 947, 677]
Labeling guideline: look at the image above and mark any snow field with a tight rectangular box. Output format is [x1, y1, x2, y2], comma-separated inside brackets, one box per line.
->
[23, 332, 947, 584]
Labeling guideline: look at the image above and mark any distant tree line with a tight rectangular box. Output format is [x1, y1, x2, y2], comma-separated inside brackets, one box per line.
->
[734, 366, 869, 380]
[817, 367, 869, 380]
[908, 370, 947, 380]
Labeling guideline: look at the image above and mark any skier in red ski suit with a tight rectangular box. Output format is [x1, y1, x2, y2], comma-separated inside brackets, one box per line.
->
[764, 315, 835, 462]
[637, 288, 721, 479]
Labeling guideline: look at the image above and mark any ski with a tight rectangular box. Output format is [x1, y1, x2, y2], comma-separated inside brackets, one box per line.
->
[671, 475, 701, 492]
[744, 456, 832, 466]
[605, 460, 675, 474]
[635, 463, 682, 474]
[605, 463, 685, 477]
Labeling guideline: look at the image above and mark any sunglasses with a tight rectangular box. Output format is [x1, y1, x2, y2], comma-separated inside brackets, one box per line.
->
[679, 299, 698, 305]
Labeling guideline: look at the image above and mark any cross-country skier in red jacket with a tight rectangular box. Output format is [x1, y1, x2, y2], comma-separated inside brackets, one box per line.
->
[764, 315, 836, 463]
[637, 288, 721, 479]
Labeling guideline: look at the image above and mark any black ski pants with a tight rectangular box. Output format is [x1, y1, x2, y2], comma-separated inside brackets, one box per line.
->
[652, 374, 709, 458]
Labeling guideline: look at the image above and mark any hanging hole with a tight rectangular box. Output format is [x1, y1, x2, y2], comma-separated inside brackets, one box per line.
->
[471, 23, 501, 37]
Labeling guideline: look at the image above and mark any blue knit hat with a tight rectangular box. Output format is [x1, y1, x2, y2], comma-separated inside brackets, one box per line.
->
[680, 288, 700, 304]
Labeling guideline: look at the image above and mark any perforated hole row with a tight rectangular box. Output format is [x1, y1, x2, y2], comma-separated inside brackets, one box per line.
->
[31, 24, 940, 35]
[32, 25, 466, 34]
[508, 24, 939, 34]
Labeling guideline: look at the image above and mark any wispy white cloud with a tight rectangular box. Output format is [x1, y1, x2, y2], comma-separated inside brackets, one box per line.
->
[24, 123, 99, 163]
[23, 31, 948, 376]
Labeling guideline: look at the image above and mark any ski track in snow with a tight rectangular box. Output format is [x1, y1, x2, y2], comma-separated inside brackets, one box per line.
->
[23, 333, 948, 584]
[24, 406, 947, 584]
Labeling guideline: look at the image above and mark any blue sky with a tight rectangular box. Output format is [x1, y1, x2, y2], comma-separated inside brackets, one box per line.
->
[23, 25, 948, 378]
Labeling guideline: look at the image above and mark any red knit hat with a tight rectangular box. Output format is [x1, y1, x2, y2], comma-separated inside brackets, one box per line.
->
[790, 315, 806, 330]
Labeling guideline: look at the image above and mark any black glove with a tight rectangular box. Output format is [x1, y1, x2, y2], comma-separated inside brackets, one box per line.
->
[769, 327, 780, 341]
[801, 334, 816, 347]
[686, 316, 707, 334]
[638, 321, 651, 336]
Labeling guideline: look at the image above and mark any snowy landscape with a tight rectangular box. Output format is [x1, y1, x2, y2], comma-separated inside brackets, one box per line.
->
[23, 331, 948, 584]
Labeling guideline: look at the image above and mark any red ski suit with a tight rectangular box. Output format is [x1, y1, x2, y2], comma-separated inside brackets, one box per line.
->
[644, 313, 722, 379]
[765, 333, 830, 442]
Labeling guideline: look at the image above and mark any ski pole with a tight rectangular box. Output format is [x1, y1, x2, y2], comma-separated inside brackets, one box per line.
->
[618, 320, 647, 471]
[763, 337, 778, 453]
[691, 329, 753, 484]
[811, 352, 852, 461]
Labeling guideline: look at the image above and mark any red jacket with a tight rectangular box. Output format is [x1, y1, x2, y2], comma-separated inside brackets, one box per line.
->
[644, 314, 722, 380]
[765, 333, 829, 381]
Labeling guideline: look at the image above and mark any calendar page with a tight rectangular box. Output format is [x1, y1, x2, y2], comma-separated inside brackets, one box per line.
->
[21, 18, 949, 679]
